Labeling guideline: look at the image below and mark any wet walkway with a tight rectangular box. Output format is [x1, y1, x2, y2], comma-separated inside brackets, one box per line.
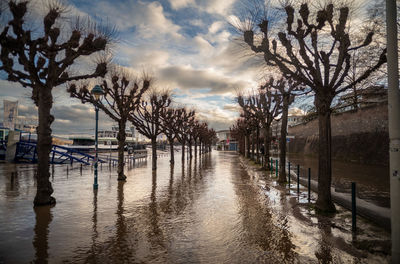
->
[0, 151, 390, 263]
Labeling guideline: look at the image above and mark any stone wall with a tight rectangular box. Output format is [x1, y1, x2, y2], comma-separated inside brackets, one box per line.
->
[288, 103, 389, 165]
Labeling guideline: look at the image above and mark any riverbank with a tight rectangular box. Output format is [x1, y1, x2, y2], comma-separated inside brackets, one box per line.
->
[239, 155, 391, 262]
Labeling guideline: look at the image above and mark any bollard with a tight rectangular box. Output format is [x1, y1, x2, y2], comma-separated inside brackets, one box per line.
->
[297, 164, 300, 193]
[275, 160, 278, 177]
[352, 182, 356, 232]
[308, 168, 311, 202]
[270, 158, 273, 171]
[288, 162, 291, 188]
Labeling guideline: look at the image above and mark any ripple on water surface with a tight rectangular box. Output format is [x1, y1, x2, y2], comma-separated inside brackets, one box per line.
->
[0, 152, 391, 263]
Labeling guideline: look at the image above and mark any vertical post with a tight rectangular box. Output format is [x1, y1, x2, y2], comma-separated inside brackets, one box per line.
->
[308, 168, 311, 202]
[297, 164, 300, 194]
[351, 182, 356, 232]
[270, 158, 273, 171]
[386, 0, 400, 261]
[94, 106, 99, 189]
[275, 159, 278, 177]
[288, 162, 291, 188]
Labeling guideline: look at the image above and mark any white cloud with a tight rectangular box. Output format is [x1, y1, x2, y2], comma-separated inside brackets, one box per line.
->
[89, 1, 182, 40]
[169, 0, 196, 10]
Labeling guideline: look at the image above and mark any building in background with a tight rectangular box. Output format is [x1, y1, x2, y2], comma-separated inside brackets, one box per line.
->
[3, 100, 18, 130]
[216, 130, 237, 151]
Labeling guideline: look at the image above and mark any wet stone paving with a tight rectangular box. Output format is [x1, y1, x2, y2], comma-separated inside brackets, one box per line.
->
[0, 151, 391, 263]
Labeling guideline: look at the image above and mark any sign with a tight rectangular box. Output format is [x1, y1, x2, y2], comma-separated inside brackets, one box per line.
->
[3, 100, 18, 129]
[287, 135, 295, 139]
[287, 138, 291, 142]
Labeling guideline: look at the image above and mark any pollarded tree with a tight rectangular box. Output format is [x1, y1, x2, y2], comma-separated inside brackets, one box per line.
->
[0, 1, 114, 206]
[242, 3, 387, 212]
[265, 76, 306, 182]
[129, 90, 171, 170]
[67, 68, 150, 181]
[174, 108, 195, 162]
[192, 121, 207, 158]
[186, 117, 196, 159]
[239, 86, 282, 170]
[160, 107, 181, 165]
[230, 118, 250, 155]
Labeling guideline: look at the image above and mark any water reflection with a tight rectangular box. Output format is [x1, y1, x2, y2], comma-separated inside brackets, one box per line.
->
[315, 217, 333, 263]
[0, 152, 390, 263]
[33, 206, 53, 263]
[231, 162, 296, 263]
[147, 171, 166, 252]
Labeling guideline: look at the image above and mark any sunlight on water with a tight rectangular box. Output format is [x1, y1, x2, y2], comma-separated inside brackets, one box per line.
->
[0, 151, 390, 263]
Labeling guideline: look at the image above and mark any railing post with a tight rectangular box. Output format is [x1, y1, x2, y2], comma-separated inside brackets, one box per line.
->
[308, 168, 311, 202]
[288, 162, 291, 188]
[352, 182, 356, 232]
[297, 164, 300, 194]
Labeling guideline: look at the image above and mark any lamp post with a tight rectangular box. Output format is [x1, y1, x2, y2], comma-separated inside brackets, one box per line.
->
[92, 85, 103, 189]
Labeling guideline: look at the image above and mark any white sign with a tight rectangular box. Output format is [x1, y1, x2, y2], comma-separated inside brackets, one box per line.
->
[3, 100, 18, 129]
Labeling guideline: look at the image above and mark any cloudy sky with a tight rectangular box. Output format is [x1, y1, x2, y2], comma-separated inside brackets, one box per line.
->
[0, 0, 377, 137]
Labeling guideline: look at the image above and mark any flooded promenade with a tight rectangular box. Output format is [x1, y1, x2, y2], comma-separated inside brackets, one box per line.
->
[0, 151, 390, 263]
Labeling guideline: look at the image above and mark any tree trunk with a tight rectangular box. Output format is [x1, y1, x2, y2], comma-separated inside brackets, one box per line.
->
[194, 139, 197, 158]
[264, 127, 270, 170]
[34, 86, 56, 206]
[189, 142, 193, 159]
[315, 110, 336, 212]
[169, 139, 174, 164]
[246, 134, 250, 158]
[151, 137, 157, 170]
[256, 126, 260, 163]
[251, 131, 255, 160]
[181, 142, 185, 162]
[117, 120, 127, 181]
[278, 96, 289, 183]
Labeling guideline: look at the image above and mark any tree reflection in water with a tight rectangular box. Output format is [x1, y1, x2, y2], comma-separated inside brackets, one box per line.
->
[230, 159, 296, 263]
[33, 205, 53, 263]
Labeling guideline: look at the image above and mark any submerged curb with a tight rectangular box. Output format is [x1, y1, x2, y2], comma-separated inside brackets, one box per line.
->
[268, 158, 391, 230]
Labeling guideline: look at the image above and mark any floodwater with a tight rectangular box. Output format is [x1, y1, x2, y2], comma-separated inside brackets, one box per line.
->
[281, 153, 390, 208]
[0, 151, 390, 263]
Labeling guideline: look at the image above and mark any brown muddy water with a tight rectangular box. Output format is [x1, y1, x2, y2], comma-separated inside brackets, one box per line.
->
[281, 153, 390, 208]
[0, 151, 390, 263]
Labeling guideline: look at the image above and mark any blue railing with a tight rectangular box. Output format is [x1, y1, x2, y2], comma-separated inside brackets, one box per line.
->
[15, 141, 109, 165]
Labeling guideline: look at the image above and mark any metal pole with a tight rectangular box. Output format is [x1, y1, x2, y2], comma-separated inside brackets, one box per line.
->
[94, 106, 99, 189]
[308, 168, 311, 202]
[288, 162, 291, 187]
[386, 0, 400, 261]
[297, 164, 300, 193]
[351, 182, 356, 232]
[275, 159, 278, 177]
[270, 158, 273, 171]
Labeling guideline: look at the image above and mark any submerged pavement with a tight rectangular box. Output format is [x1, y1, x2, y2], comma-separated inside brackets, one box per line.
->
[0, 151, 391, 263]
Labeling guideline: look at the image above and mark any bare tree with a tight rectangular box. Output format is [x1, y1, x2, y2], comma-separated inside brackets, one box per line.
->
[265, 76, 306, 182]
[160, 107, 181, 165]
[0, 1, 114, 206]
[242, 2, 386, 211]
[67, 68, 150, 180]
[239, 86, 282, 170]
[174, 108, 195, 162]
[129, 90, 171, 170]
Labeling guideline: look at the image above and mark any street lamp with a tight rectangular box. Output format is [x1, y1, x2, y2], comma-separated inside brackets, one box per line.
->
[92, 85, 103, 189]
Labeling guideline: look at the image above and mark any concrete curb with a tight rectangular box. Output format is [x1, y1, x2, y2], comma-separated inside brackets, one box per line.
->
[271, 159, 391, 230]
